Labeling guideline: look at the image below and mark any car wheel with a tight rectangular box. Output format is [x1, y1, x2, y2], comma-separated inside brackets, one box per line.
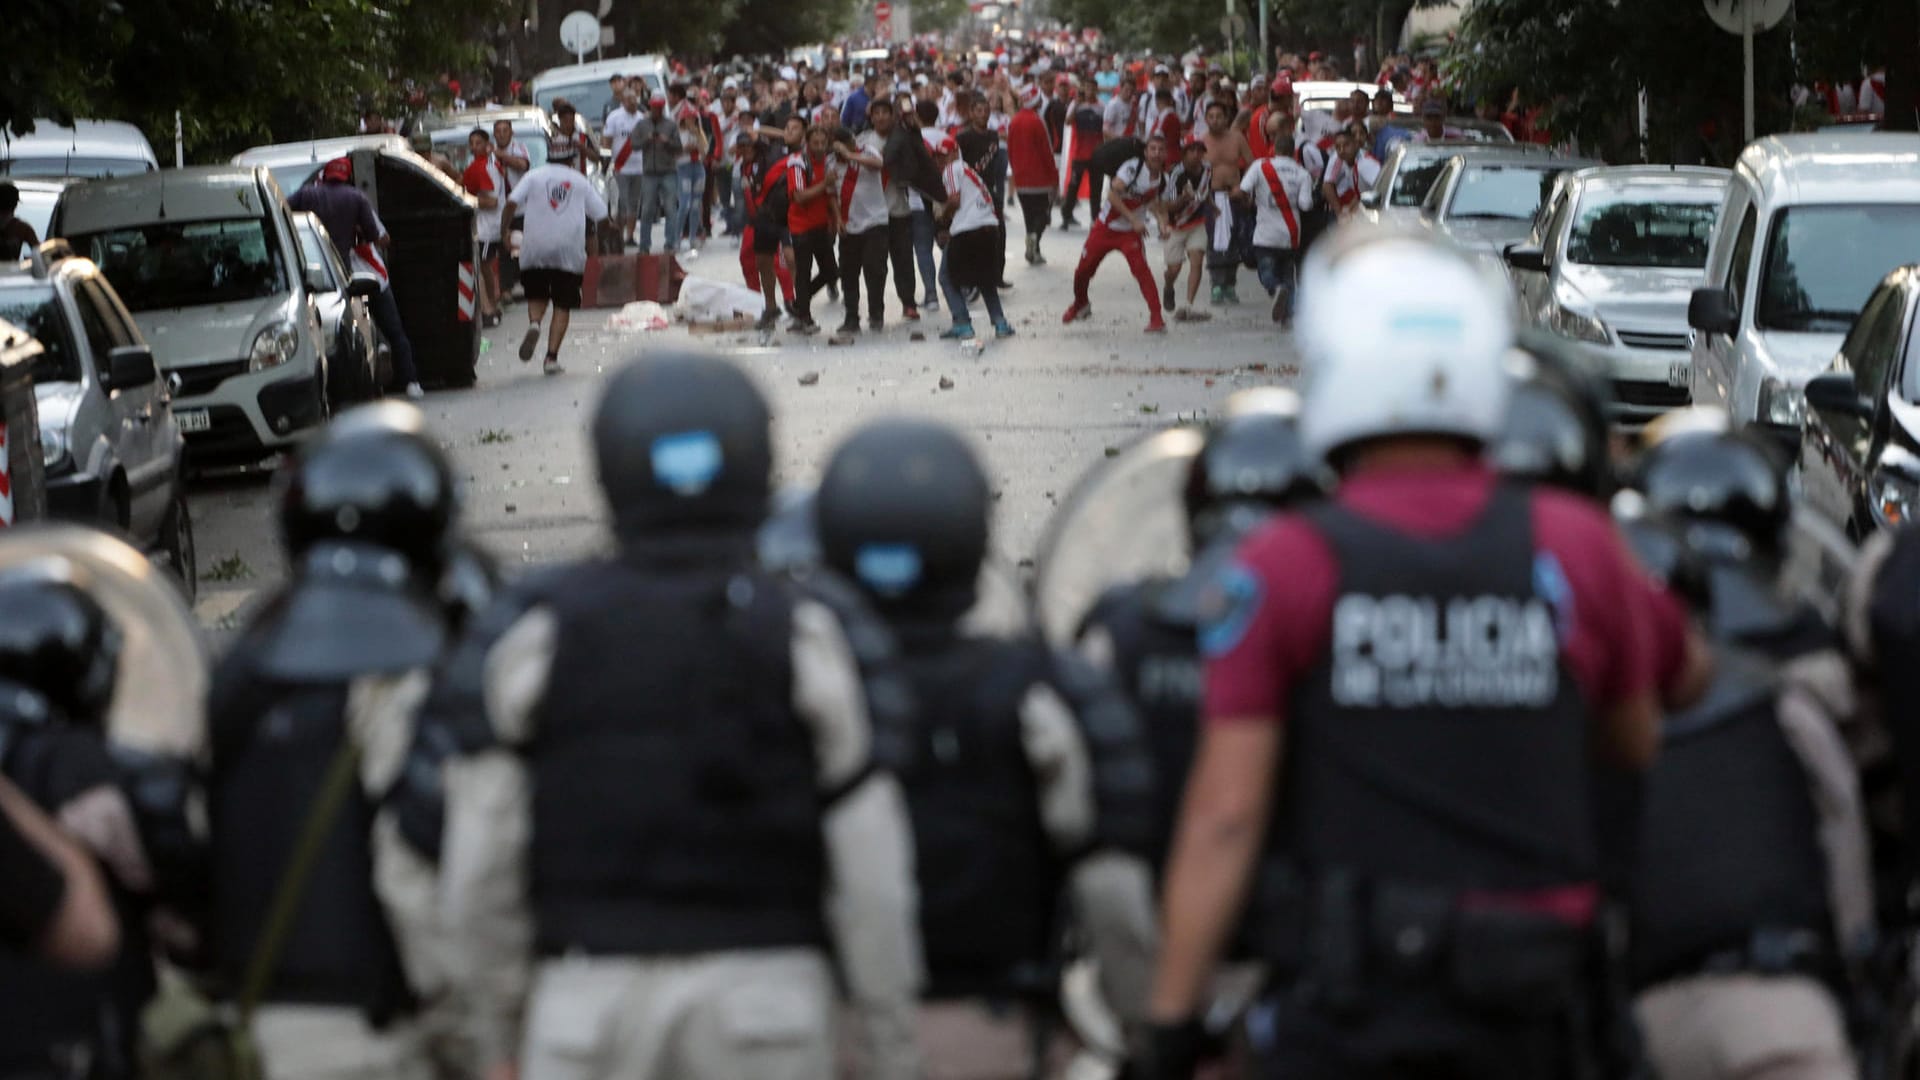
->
[159, 487, 197, 603]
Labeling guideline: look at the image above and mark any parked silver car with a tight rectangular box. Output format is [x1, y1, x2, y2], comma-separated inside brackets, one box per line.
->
[1360, 141, 1553, 228]
[1505, 165, 1729, 424]
[0, 244, 193, 595]
[291, 212, 384, 405]
[1418, 152, 1601, 275]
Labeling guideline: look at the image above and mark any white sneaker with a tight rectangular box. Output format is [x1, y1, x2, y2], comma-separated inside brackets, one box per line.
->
[405, 382, 425, 400]
[542, 357, 564, 376]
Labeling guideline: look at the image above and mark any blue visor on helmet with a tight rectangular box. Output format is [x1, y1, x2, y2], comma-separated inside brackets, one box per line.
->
[651, 431, 724, 496]
[855, 543, 924, 596]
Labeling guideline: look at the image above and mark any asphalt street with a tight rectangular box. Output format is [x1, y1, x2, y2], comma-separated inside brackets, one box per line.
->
[187, 224, 1300, 633]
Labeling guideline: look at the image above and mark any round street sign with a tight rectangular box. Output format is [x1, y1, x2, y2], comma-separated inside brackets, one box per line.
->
[875, 1, 893, 18]
[559, 10, 602, 55]
[1702, 0, 1790, 34]
[1220, 12, 1246, 37]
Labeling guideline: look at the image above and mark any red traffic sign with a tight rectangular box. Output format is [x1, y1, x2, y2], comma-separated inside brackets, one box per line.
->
[874, 2, 892, 17]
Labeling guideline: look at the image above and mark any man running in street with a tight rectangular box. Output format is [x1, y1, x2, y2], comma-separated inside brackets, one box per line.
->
[506, 147, 609, 374]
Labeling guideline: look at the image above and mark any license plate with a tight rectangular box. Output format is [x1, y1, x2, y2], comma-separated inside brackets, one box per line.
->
[175, 409, 211, 433]
[1667, 361, 1690, 388]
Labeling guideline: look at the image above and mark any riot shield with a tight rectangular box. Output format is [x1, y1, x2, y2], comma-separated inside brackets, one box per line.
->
[1032, 426, 1206, 647]
[0, 525, 208, 760]
[759, 484, 1033, 637]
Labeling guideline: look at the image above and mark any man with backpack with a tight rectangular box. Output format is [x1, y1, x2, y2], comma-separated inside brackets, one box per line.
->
[1064, 132, 1168, 335]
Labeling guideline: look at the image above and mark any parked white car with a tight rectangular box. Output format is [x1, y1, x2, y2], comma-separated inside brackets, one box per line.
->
[51, 166, 332, 465]
[1687, 133, 1920, 432]
[1505, 165, 1729, 425]
[1, 119, 158, 179]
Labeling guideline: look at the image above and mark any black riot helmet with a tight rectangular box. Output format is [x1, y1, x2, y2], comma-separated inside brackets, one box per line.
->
[816, 418, 991, 617]
[1632, 426, 1790, 563]
[593, 352, 773, 538]
[279, 402, 457, 575]
[1493, 338, 1615, 499]
[0, 566, 122, 725]
[436, 539, 501, 634]
[1183, 389, 1319, 546]
[1612, 496, 1711, 614]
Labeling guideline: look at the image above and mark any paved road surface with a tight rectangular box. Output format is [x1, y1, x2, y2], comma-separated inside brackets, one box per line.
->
[188, 225, 1301, 632]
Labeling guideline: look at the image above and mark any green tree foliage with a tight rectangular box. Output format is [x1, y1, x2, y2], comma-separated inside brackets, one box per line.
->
[1448, 0, 1886, 161]
[3, 0, 512, 161]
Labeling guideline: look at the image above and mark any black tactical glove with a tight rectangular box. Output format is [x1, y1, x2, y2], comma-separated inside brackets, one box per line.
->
[1123, 1017, 1206, 1080]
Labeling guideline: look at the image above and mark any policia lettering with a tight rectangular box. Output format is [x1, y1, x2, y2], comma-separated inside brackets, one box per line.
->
[1329, 590, 1560, 710]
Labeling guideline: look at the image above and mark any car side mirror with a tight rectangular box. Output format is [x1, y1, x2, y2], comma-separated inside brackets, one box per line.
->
[346, 276, 381, 299]
[305, 263, 336, 294]
[1687, 286, 1739, 336]
[1503, 244, 1547, 274]
[1804, 371, 1871, 418]
[104, 344, 158, 391]
[1359, 190, 1381, 210]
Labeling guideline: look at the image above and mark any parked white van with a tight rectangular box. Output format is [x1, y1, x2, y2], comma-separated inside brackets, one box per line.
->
[531, 55, 670, 135]
[1, 119, 158, 179]
[50, 166, 331, 464]
[1688, 133, 1920, 432]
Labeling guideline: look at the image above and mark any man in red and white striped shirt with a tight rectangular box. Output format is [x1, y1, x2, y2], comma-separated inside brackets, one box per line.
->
[1237, 135, 1315, 326]
[830, 124, 892, 336]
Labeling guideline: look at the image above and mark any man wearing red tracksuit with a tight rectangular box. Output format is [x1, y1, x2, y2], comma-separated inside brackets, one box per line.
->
[1064, 135, 1168, 334]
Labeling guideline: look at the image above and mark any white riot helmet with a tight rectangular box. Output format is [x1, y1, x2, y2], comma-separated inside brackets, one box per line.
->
[1295, 228, 1517, 466]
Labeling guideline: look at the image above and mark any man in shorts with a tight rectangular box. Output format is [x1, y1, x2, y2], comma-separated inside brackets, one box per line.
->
[1159, 135, 1212, 321]
[505, 144, 609, 375]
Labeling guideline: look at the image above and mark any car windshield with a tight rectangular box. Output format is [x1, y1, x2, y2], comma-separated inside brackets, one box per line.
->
[266, 162, 326, 196]
[1759, 204, 1920, 333]
[1447, 165, 1561, 220]
[437, 129, 550, 173]
[15, 191, 58, 241]
[294, 224, 341, 292]
[1390, 159, 1447, 207]
[1566, 193, 1720, 268]
[2, 156, 151, 179]
[70, 217, 286, 312]
[536, 77, 660, 125]
[0, 285, 81, 382]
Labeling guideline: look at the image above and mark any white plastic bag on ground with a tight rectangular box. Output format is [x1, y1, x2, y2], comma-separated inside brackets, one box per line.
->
[608, 301, 673, 332]
[675, 275, 767, 321]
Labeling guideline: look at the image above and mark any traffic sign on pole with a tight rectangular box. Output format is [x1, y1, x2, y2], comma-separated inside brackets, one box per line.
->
[1702, 0, 1790, 142]
[558, 11, 601, 64]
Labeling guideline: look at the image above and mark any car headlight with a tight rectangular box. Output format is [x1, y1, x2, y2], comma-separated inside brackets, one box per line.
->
[1547, 301, 1610, 345]
[39, 424, 70, 473]
[1872, 471, 1919, 529]
[249, 321, 300, 372]
[1758, 376, 1806, 427]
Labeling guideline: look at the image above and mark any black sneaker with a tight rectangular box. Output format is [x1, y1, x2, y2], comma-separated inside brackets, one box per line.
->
[1163, 281, 1176, 310]
[836, 319, 860, 336]
[869, 317, 885, 331]
[755, 311, 779, 332]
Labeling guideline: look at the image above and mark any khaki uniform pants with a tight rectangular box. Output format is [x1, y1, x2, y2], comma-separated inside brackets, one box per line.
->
[252, 1005, 430, 1080]
[914, 1001, 1065, 1080]
[522, 948, 835, 1080]
[1635, 973, 1857, 1080]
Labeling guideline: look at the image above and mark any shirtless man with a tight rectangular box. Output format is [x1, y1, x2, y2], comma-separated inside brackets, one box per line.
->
[1200, 99, 1254, 305]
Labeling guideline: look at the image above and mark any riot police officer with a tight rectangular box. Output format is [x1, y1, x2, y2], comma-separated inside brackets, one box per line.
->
[1624, 425, 1872, 1080]
[1144, 229, 1660, 1078]
[206, 402, 464, 1080]
[1076, 392, 1321, 876]
[0, 524, 209, 1080]
[814, 417, 1160, 1077]
[435, 351, 923, 1080]
[0, 568, 157, 1080]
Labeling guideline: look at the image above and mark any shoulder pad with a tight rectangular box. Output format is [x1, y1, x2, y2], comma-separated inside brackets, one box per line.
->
[1044, 647, 1160, 858]
[790, 569, 920, 776]
[415, 568, 567, 756]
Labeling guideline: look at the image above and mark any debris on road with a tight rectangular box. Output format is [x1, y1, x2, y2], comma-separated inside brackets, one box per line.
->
[608, 301, 673, 332]
[799, 371, 821, 386]
[937, 376, 955, 390]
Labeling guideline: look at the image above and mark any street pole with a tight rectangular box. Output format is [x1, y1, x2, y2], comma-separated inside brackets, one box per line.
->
[1742, 0, 1755, 143]
[1259, 0, 1268, 78]
[174, 111, 183, 169]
